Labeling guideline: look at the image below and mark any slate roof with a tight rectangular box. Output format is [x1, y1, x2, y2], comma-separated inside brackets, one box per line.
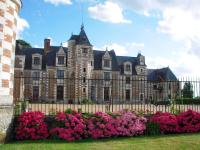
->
[93, 50, 119, 71]
[147, 67, 177, 81]
[69, 25, 92, 46]
[21, 46, 67, 70]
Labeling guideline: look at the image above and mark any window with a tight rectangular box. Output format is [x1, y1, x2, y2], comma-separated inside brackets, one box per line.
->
[33, 57, 40, 65]
[126, 89, 130, 101]
[140, 93, 144, 101]
[125, 64, 131, 71]
[57, 70, 64, 78]
[104, 59, 110, 68]
[57, 86, 64, 100]
[153, 85, 157, 90]
[32, 72, 40, 80]
[83, 68, 86, 72]
[83, 77, 86, 83]
[32, 86, 39, 101]
[168, 84, 171, 90]
[82, 48, 88, 53]
[126, 77, 130, 84]
[91, 61, 93, 66]
[104, 87, 109, 101]
[83, 88, 86, 93]
[104, 72, 110, 81]
[141, 69, 143, 73]
[58, 56, 64, 65]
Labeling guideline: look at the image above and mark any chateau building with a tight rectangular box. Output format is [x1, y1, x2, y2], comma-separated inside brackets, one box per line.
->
[14, 25, 178, 103]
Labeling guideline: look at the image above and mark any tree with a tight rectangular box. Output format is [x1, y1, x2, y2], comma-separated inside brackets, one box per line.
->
[16, 39, 32, 49]
[181, 82, 193, 98]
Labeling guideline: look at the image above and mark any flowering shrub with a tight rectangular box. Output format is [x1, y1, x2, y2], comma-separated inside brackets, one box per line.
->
[149, 112, 178, 133]
[177, 109, 200, 133]
[86, 110, 147, 139]
[50, 111, 86, 141]
[86, 112, 118, 139]
[116, 110, 147, 136]
[15, 112, 49, 140]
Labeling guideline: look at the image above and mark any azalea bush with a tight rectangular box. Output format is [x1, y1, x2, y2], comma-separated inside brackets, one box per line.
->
[15, 112, 49, 140]
[149, 109, 200, 134]
[177, 109, 200, 133]
[116, 110, 147, 136]
[86, 112, 118, 139]
[14, 109, 200, 142]
[149, 112, 178, 133]
[50, 111, 86, 141]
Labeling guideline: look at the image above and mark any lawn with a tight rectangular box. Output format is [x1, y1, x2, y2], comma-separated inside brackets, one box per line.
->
[1, 134, 200, 150]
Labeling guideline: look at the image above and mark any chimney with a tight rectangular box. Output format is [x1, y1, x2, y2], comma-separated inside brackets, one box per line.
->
[44, 38, 51, 53]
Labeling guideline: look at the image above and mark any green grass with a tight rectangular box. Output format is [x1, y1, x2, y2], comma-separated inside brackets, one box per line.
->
[1, 134, 200, 150]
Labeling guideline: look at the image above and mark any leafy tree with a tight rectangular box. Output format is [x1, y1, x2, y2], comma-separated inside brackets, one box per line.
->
[16, 39, 32, 49]
[181, 82, 193, 98]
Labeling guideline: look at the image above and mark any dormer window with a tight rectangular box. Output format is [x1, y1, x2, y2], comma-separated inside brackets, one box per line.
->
[104, 59, 110, 68]
[126, 64, 131, 71]
[33, 57, 40, 65]
[58, 56, 64, 65]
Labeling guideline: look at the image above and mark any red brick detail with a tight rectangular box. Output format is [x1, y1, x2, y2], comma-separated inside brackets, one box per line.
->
[4, 34, 12, 43]
[7, 6, 14, 15]
[3, 49, 11, 58]
[0, 9, 4, 17]
[2, 64, 10, 72]
[5, 19, 13, 28]
[2, 79, 9, 88]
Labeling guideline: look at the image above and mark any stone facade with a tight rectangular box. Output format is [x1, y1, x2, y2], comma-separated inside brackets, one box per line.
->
[0, 0, 22, 142]
[14, 25, 178, 104]
[0, 0, 21, 105]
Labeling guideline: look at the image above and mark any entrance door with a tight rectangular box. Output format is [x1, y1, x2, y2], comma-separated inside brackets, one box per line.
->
[57, 86, 64, 100]
[33, 86, 39, 101]
[104, 87, 110, 101]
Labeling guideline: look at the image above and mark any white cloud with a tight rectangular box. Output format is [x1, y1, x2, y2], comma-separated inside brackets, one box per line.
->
[16, 16, 29, 39]
[109, 0, 200, 76]
[100, 42, 144, 56]
[44, 0, 72, 6]
[62, 41, 68, 47]
[88, 1, 131, 24]
[146, 48, 200, 77]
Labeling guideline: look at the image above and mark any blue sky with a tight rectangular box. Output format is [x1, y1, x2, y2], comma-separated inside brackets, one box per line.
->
[18, 0, 200, 77]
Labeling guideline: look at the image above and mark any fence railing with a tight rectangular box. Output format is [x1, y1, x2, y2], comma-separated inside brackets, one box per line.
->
[13, 76, 200, 115]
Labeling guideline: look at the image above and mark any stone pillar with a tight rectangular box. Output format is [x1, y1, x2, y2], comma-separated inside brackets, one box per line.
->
[0, 0, 22, 142]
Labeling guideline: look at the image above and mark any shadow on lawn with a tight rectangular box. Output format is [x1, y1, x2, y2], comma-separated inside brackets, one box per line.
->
[6, 133, 200, 145]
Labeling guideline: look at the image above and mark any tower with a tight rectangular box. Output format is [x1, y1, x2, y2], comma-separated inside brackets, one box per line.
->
[67, 24, 93, 102]
[0, 0, 22, 141]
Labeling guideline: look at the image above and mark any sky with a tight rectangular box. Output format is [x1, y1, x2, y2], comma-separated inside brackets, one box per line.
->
[17, 0, 200, 77]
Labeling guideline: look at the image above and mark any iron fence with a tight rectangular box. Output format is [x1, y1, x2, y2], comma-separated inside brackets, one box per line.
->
[13, 76, 200, 115]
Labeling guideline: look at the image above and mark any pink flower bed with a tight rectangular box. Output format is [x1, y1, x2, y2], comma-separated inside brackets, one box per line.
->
[15, 109, 200, 141]
[116, 110, 147, 136]
[149, 109, 200, 134]
[50, 110, 147, 141]
[15, 112, 49, 140]
[150, 112, 178, 133]
[50, 111, 86, 141]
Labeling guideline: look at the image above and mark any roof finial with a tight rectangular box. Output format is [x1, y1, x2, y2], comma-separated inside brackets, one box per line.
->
[60, 42, 63, 47]
[81, 23, 84, 31]
[106, 47, 108, 51]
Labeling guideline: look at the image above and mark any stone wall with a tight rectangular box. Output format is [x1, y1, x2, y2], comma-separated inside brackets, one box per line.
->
[0, 0, 22, 143]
